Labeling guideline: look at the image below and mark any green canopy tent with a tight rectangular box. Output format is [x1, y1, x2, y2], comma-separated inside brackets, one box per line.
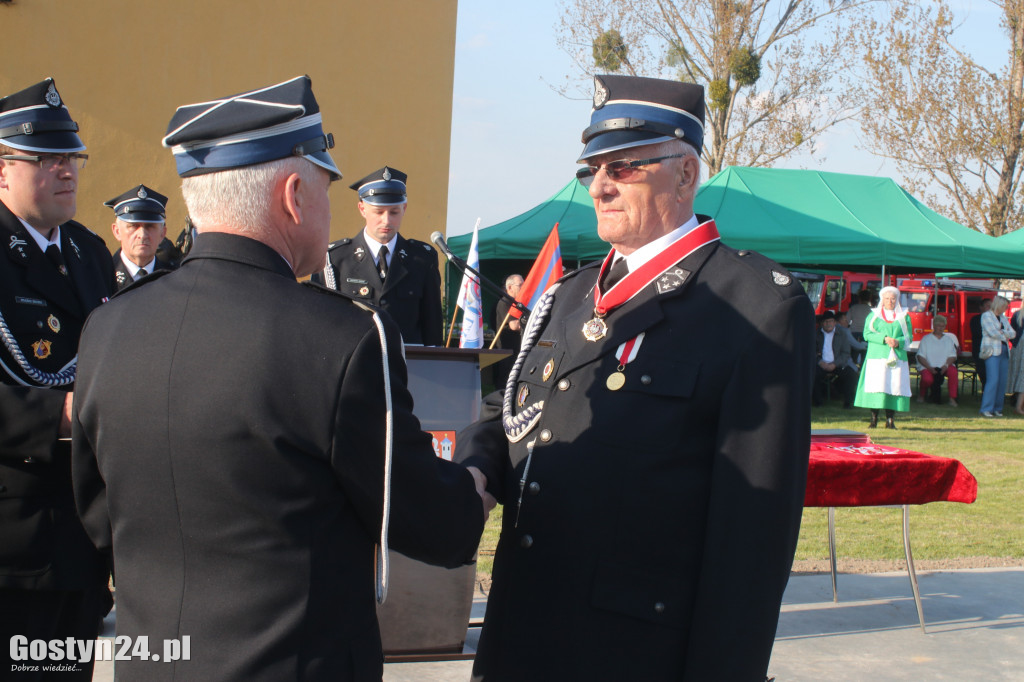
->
[449, 167, 1024, 277]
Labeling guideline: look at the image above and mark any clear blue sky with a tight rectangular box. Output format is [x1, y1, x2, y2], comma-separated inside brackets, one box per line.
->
[446, 0, 1004, 237]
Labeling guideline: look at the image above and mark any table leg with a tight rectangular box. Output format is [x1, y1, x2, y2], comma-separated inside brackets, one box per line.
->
[902, 504, 927, 633]
[828, 507, 838, 602]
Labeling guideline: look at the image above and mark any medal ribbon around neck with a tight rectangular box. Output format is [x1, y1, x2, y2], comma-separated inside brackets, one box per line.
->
[593, 219, 720, 316]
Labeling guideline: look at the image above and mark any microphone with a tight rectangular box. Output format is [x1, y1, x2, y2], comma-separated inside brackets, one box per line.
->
[429, 230, 451, 258]
[429, 229, 529, 320]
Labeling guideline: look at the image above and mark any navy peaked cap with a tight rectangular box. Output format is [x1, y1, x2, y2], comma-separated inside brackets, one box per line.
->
[104, 184, 168, 223]
[578, 74, 705, 162]
[162, 75, 340, 180]
[350, 166, 408, 206]
[0, 78, 85, 153]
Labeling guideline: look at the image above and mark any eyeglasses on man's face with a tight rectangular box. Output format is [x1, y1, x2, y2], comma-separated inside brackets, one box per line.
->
[0, 152, 89, 172]
[575, 154, 683, 187]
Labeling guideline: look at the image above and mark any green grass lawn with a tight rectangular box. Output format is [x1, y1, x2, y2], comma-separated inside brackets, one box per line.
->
[474, 387, 1024, 577]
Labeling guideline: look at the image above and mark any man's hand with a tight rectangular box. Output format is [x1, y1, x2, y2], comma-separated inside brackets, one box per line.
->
[818, 361, 836, 372]
[466, 465, 497, 521]
[59, 391, 74, 438]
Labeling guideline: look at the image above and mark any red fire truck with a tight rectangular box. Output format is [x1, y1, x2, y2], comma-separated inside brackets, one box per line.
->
[796, 272, 997, 356]
[898, 279, 995, 356]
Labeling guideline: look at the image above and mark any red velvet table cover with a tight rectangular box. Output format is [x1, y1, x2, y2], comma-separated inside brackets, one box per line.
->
[805, 443, 978, 507]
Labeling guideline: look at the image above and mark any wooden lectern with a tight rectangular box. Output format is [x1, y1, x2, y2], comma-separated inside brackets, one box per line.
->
[376, 346, 508, 658]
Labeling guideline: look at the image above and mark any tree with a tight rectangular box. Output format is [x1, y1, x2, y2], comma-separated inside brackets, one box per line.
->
[556, 0, 879, 175]
[856, 0, 1024, 236]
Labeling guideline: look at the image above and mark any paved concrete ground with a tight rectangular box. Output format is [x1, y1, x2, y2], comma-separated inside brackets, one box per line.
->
[92, 567, 1024, 681]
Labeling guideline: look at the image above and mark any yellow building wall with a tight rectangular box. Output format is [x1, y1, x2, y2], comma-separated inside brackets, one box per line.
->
[0, 0, 457, 251]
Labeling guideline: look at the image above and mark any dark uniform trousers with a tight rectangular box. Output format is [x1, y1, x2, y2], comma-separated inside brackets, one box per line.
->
[458, 234, 814, 681]
[71, 233, 483, 681]
[313, 232, 443, 346]
[0, 199, 115, 680]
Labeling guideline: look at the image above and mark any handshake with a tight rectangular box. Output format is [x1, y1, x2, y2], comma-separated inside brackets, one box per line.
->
[466, 466, 497, 520]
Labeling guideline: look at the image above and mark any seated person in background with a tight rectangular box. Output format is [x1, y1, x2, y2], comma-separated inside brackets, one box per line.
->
[837, 309, 866, 368]
[814, 310, 857, 408]
[847, 289, 873, 342]
[917, 314, 960, 406]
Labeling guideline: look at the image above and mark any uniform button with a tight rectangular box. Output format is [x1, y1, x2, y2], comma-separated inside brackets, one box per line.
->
[539, 429, 552, 442]
[380, 298, 387, 304]
[36, 321, 44, 328]
[23, 457, 34, 464]
[557, 379, 570, 391]
[527, 481, 541, 495]
[520, 534, 534, 548]
[641, 375, 652, 385]
[654, 602, 666, 614]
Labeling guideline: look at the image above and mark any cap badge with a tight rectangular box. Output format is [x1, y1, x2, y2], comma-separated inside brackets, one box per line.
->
[593, 78, 609, 109]
[45, 83, 61, 108]
[772, 270, 791, 286]
[542, 359, 554, 382]
[32, 340, 52, 360]
[382, 167, 392, 181]
[47, 315, 61, 333]
[517, 384, 530, 407]
[138, 188, 148, 199]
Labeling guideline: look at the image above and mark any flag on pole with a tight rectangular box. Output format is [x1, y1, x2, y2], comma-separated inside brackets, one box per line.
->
[512, 224, 563, 318]
[456, 220, 483, 348]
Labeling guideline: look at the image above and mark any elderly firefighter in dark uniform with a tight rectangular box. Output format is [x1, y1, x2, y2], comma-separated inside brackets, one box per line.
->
[458, 74, 814, 681]
[105, 184, 177, 291]
[71, 75, 486, 682]
[312, 166, 443, 345]
[0, 78, 115, 680]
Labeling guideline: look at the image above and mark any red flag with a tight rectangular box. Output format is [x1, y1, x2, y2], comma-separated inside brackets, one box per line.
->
[512, 224, 563, 318]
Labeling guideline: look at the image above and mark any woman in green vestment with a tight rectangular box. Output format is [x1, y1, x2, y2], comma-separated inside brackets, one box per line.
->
[854, 286, 912, 428]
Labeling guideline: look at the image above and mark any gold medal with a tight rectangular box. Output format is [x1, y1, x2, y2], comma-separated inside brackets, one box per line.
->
[606, 372, 625, 391]
[582, 315, 608, 342]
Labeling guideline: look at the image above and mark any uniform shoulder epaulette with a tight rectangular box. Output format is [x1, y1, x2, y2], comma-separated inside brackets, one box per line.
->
[111, 268, 174, 297]
[403, 238, 436, 255]
[301, 278, 383, 312]
[555, 259, 600, 284]
[327, 238, 352, 252]
[720, 242, 800, 290]
[63, 220, 106, 244]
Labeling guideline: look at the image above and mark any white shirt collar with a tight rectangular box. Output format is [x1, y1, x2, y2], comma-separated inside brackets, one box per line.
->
[616, 214, 700, 272]
[120, 251, 156, 277]
[362, 230, 398, 263]
[21, 218, 61, 253]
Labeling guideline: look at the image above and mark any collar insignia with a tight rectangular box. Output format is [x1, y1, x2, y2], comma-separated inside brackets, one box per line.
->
[772, 270, 791, 286]
[8, 235, 29, 262]
[655, 268, 689, 295]
[68, 237, 82, 260]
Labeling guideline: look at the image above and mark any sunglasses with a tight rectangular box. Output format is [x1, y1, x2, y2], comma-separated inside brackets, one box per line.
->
[0, 152, 89, 171]
[575, 154, 683, 187]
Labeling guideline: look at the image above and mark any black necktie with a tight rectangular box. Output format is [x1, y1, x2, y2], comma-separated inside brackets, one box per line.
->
[45, 244, 68, 277]
[378, 246, 389, 281]
[137, 268, 148, 279]
[602, 257, 628, 292]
